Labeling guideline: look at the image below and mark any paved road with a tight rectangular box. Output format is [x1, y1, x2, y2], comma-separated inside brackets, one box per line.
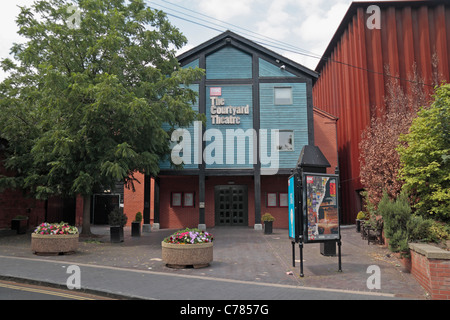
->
[0, 255, 403, 300]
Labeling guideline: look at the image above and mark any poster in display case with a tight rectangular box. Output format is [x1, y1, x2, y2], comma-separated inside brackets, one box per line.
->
[302, 173, 340, 243]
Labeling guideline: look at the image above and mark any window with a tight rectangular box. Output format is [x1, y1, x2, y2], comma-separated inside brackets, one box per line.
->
[171, 192, 182, 207]
[183, 192, 195, 207]
[274, 87, 293, 105]
[266, 193, 278, 207]
[277, 130, 294, 151]
[279, 193, 288, 207]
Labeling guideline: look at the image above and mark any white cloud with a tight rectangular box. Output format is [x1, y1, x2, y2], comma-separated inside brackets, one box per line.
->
[296, 2, 349, 43]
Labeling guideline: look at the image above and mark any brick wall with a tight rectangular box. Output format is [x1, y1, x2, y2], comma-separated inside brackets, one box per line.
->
[123, 172, 153, 226]
[409, 243, 450, 300]
[157, 175, 292, 229]
[159, 175, 200, 229]
[0, 155, 46, 229]
[261, 175, 289, 229]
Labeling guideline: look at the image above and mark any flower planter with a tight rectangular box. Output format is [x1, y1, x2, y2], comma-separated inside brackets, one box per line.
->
[31, 233, 79, 255]
[161, 241, 213, 269]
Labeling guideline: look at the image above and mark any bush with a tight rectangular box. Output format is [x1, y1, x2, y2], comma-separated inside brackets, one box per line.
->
[407, 215, 433, 242]
[134, 212, 142, 223]
[261, 213, 275, 222]
[379, 191, 450, 251]
[108, 207, 128, 227]
[398, 83, 450, 222]
[378, 191, 411, 252]
[428, 221, 450, 243]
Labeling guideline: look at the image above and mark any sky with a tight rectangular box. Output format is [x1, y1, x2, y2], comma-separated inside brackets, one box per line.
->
[0, 0, 388, 81]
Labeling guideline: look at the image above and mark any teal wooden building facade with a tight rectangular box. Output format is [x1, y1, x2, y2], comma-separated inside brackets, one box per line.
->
[153, 31, 319, 229]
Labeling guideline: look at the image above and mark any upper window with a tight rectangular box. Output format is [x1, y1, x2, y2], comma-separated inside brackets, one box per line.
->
[277, 130, 294, 151]
[274, 87, 293, 105]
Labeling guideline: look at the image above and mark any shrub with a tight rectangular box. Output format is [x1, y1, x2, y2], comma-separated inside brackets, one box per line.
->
[378, 191, 411, 252]
[398, 83, 450, 222]
[134, 212, 142, 223]
[407, 215, 433, 242]
[108, 207, 128, 227]
[379, 191, 449, 250]
[428, 221, 450, 243]
[261, 213, 275, 222]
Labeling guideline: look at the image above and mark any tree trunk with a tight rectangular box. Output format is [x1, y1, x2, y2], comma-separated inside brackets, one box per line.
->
[80, 195, 92, 236]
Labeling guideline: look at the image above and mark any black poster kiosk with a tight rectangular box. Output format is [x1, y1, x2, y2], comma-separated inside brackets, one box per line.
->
[288, 146, 342, 277]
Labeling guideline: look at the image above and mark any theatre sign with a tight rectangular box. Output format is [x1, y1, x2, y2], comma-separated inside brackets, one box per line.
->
[209, 87, 250, 125]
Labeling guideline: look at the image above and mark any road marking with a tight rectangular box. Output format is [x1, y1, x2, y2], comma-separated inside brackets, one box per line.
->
[0, 281, 94, 300]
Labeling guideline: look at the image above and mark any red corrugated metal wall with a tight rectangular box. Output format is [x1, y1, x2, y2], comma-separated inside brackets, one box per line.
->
[313, 1, 450, 224]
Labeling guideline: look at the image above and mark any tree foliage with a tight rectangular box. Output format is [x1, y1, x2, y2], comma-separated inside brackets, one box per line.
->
[359, 69, 428, 206]
[0, 0, 204, 201]
[398, 83, 450, 222]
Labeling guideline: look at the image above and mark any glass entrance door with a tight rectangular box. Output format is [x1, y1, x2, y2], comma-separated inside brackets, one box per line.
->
[215, 185, 248, 226]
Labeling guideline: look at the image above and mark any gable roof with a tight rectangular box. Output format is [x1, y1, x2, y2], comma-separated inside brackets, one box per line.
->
[177, 30, 319, 80]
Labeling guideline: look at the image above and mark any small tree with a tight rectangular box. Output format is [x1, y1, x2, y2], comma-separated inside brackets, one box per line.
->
[398, 83, 450, 222]
[359, 66, 429, 206]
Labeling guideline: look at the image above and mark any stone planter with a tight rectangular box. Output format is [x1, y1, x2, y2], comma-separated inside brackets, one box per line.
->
[31, 233, 79, 255]
[161, 241, 213, 269]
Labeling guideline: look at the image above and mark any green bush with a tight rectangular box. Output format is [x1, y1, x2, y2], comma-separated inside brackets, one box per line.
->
[379, 191, 449, 251]
[398, 83, 450, 222]
[407, 215, 433, 242]
[428, 221, 450, 243]
[134, 211, 142, 223]
[108, 207, 128, 227]
[378, 191, 411, 253]
[261, 213, 275, 222]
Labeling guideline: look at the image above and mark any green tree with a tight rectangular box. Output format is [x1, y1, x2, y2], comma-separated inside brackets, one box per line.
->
[398, 83, 450, 222]
[0, 0, 204, 234]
